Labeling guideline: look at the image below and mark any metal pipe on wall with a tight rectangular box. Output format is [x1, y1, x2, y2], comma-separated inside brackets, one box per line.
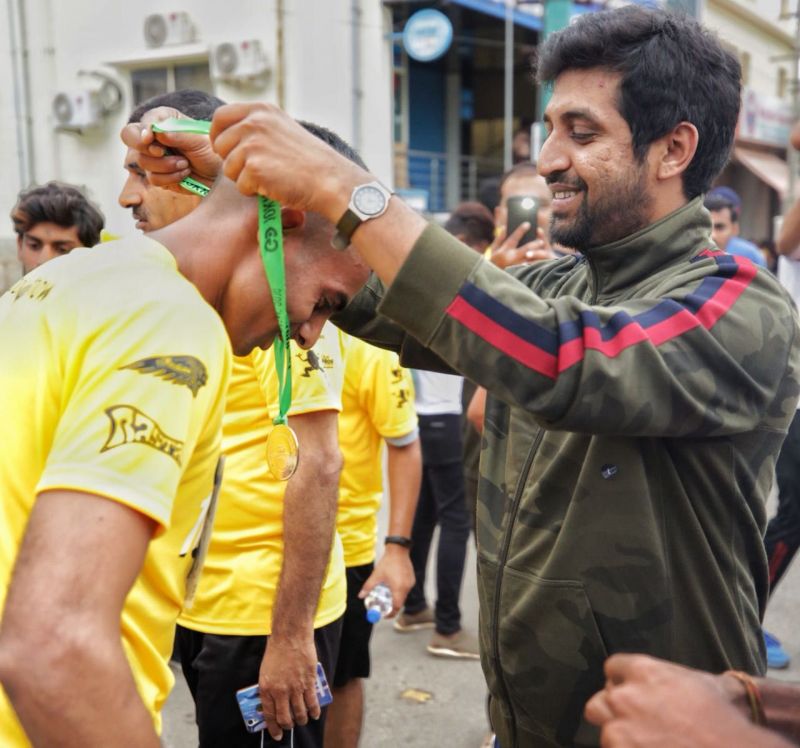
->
[503, 1, 514, 172]
[351, 0, 363, 152]
[6, 0, 36, 188]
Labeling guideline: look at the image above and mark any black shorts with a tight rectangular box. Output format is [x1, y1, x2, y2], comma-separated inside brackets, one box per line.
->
[176, 617, 342, 748]
[332, 563, 375, 688]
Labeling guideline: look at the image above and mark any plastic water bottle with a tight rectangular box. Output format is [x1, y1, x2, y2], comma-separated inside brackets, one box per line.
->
[364, 583, 392, 623]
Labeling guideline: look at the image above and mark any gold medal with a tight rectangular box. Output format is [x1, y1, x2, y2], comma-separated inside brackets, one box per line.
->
[266, 423, 299, 481]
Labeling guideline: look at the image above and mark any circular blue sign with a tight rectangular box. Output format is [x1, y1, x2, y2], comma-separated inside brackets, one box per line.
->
[403, 9, 453, 63]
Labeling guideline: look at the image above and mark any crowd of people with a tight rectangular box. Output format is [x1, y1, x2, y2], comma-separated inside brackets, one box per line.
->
[3, 5, 800, 748]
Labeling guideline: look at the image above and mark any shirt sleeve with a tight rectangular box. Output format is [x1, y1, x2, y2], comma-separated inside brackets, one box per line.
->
[38, 297, 229, 530]
[358, 345, 418, 440]
[374, 223, 800, 438]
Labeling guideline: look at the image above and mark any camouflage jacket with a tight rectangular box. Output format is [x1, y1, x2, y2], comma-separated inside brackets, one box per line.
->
[335, 197, 800, 747]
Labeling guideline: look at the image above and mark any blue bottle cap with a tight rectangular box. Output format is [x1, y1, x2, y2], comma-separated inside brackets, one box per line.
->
[366, 608, 381, 624]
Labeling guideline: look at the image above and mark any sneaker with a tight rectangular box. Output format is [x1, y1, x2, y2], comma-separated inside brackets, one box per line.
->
[764, 629, 790, 669]
[427, 629, 480, 659]
[393, 607, 435, 632]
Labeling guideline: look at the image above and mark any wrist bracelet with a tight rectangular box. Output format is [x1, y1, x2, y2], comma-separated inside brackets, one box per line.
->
[725, 670, 766, 727]
[384, 535, 412, 549]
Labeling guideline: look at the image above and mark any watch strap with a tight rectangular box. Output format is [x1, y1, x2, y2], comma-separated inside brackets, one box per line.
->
[332, 209, 361, 251]
[384, 535, 413, 549]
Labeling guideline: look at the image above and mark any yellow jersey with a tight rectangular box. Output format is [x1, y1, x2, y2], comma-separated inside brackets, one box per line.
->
[337, 336, 418, 567]
[0, 236, 230, 744]
[178, 324, 347, 635]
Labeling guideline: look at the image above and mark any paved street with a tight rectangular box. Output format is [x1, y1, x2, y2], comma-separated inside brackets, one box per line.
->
[162, 493, 800, 747]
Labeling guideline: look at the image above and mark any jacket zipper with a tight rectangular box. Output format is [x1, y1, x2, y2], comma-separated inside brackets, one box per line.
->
[586, 254, 600, 303]
[491, 426, 545, 747]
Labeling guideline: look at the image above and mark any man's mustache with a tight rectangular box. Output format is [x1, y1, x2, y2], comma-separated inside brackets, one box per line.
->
[545, 171, 587, 192]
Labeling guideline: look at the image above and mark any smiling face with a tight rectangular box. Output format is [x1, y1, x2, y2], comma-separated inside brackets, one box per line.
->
[118, 148, 201, 232]
[17, 222, 82, 274]
[538, 68, 656, 252]
[218, 217, 370, 357]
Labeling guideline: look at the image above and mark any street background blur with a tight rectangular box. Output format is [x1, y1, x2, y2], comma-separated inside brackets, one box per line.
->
[0, 0, 795, 289]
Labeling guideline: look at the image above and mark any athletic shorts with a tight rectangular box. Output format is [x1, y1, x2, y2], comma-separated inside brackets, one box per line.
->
[332, 562, 375, 688]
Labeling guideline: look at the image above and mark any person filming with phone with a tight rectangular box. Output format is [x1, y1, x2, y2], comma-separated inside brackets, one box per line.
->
[489, 162, 557, 269]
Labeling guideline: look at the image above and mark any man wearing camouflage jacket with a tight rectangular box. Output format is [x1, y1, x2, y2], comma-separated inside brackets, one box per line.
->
[125, 8, 800, 747]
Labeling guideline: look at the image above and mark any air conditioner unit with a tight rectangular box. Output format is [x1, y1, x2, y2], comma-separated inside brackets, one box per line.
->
[144, 11, 196, 48]
[211, 40, 270, 84]
[52, 90, 102, 131]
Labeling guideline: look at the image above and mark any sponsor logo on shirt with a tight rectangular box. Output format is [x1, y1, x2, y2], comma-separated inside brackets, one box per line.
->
[120, 355, 208, 397]
[9, 277, 53, 302]
[297, 350, 323, 378]
[391, 367, 411, 409]
[101, 404, 184, 465]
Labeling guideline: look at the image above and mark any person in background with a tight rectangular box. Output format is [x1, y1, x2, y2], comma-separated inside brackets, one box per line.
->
[489, 162, 557, 269]
[11, 181, 104, 275]
[391, 203, 489, 660]
[759, 119, 800, 672]
[758, 238, 778, 274]
[118, 91, 365, 747]
[703, 186, 766, 267]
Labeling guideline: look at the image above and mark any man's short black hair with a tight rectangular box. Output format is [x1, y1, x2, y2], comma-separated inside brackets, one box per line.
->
[499, 162, 540, 196]
[11, 181, 104, 247]
[298, 120, 368, 171]
[704, 194, 739, 223]
[445, 202, 494, 249]
[128, 89, 226, 124]
[536, 6, 741, 200]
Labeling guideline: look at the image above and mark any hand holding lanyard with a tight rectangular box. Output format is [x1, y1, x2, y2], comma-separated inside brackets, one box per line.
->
[152, 117, 299, 480]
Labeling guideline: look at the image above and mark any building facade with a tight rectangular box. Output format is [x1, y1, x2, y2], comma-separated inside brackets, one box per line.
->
[703, 0, 795, 242]
[0, 1, 395, 289]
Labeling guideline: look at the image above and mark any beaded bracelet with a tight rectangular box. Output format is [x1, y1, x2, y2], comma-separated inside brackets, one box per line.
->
[725, 670, 767, 727]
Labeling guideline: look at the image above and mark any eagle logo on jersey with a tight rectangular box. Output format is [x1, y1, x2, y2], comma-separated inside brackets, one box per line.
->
[120, 355, 208, 397]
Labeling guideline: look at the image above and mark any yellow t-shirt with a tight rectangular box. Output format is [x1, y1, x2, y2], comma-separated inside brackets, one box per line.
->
[0, 237, 230, 745]
[337, 336, 418, 567]
[178, 324, 347, 635]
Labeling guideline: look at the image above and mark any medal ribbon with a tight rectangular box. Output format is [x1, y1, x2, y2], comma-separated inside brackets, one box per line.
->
[151, 117, 292, 424]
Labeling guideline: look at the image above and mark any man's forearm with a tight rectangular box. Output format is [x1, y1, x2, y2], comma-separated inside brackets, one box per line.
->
[777, 199, 800, 257]
[385, 439, 422, 537]
[1, 640, 159, 747]
[271, 415, 342, 638]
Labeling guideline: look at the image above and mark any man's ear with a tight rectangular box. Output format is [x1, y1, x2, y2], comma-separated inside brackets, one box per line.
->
[654, 121, 699, 182]
[16, 234, 23, 259]
[281, 207, 305, 231]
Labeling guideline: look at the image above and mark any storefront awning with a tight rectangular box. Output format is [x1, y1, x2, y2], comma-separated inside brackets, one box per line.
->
[447, 0, 542, 31]
[384, 0, 542, 31]
[733, 146, 788, 198]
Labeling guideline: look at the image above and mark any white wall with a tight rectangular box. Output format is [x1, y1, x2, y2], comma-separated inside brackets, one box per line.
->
[0, 0, 394, 242]
[704, 0, 793, 103]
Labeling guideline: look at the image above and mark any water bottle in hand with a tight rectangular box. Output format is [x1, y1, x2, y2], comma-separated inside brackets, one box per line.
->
[364, 583, 392, 623]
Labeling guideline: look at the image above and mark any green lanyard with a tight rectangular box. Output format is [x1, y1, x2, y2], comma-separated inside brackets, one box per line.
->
[150, 118, 298, 478]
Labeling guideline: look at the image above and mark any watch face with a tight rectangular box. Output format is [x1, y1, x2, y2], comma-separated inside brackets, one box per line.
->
[353, 185, 387, 216]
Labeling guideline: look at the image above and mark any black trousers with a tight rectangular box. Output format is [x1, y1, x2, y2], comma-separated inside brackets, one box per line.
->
[766, 409, 800, 593]
[176, 618, 342, 748]
[404, 414, 471, 635]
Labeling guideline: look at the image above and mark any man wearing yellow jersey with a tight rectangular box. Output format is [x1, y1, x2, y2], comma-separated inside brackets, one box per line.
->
[119, 91, 362, 747]
[177, 329, 347, 748]
[325, 336, 421, 748]
[0, 126, 369, 748]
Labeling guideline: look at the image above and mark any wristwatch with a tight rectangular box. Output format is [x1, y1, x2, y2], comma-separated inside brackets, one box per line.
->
[384, 535, 413, 549]
[332, 181, 393, 250]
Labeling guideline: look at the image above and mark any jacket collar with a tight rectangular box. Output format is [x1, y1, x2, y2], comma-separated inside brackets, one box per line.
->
[581, 196, 712, 297]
